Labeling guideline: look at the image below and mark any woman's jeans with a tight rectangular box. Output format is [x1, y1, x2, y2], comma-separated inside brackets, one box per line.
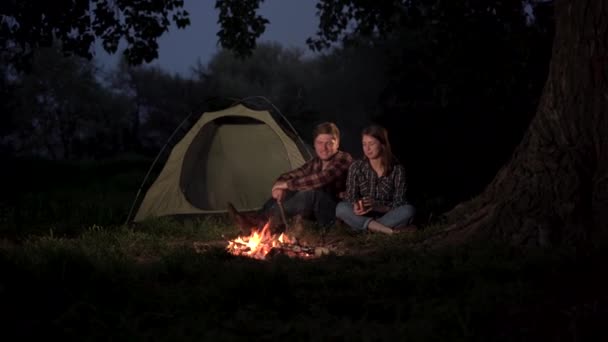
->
[335, 201, 415, 231]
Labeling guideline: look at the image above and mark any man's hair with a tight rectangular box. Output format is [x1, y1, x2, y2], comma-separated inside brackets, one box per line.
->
[313, 122, 340, 141]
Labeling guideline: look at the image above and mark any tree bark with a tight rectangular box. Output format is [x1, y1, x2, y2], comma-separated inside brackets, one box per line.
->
[433, 0, 608, 247]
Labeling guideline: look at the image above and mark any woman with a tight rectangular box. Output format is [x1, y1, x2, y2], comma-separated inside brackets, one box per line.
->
[335, 125, 415, 235]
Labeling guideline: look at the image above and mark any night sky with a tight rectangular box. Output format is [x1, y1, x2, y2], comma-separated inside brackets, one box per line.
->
[94, 0, 319, 76]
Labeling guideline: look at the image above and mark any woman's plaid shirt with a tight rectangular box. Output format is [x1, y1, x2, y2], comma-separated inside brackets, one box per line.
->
[345, 159, 408, 208]
[277, 150, 353, 199]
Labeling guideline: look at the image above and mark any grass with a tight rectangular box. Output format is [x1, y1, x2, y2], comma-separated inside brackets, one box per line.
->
[0, 158, 152, 237]
[0, 159, 607, 341]
[2, 224, 606, 341]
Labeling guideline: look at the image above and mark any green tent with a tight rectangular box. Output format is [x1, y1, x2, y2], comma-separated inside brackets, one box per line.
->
[132, 103, 311, 222]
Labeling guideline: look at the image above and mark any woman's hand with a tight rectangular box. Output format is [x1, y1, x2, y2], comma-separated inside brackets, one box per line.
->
[362, 197, 391, 213]
[361, 197, 373, 210]
[353, 199, 372, 216]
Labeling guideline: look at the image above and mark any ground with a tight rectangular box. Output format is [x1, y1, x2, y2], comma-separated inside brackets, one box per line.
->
[1, 216, 607, 341]
[1, 160, 606, 340]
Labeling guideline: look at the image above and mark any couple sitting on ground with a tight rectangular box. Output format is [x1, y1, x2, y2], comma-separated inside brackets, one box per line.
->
[228, 122, 416, 236]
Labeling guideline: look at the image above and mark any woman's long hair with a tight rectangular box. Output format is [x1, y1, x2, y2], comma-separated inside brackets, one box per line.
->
[362, 125, 394, 175]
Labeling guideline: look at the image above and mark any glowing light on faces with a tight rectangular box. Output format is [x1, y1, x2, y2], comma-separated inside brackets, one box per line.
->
[314, 133, 338, 161]
[362, 134, 382, 160]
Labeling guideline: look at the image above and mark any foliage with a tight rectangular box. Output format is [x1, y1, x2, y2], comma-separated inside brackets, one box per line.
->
[107, 58, 209, 153]
[8, 45, 119, 159]
[0, 0, 556, 224]
[0, 49, 19, 149]
[308, 0, 547, 49]
[200, 41, 317, 140]
[207, 0, 554, 213]
[2, 44, 166, 159]
[361, 2, 554, 213]
[200, 41, 390, 151]
[0, 0, 190, 66]
[0, 159, 151, 238]
[203, 42, 307, 104]
[302, 40, 390, 152]
[215, 0, 269, 57]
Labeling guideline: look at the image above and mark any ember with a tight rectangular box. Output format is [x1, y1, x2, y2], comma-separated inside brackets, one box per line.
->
[226, 221, 319, 260]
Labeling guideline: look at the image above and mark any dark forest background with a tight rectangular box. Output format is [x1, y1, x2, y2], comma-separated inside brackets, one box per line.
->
[4, 2, 608, 340]
[0, 1, 554, 228]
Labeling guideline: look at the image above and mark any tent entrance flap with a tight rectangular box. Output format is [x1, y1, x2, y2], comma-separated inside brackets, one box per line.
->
[181, 116, 292, 211]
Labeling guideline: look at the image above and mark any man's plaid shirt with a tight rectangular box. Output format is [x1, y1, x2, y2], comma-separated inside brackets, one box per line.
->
[345, 159, 408, 208]
[277, 150, 353, 199]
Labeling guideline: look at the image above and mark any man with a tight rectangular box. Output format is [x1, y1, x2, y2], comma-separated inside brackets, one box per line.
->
[228, 122, 353, 233]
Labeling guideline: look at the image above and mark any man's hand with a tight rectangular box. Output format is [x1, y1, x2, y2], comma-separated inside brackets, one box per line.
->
[272, 188, 286, 202]
[271, 181, 288, 202]
[272, 181, 288, 191]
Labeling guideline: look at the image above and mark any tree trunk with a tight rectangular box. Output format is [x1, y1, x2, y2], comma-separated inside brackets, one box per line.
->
[433, 0, 608, 247]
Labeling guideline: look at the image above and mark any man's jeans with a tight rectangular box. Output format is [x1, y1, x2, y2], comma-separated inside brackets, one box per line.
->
[260, 190, 338, 227]
[335, 201, 415, 231]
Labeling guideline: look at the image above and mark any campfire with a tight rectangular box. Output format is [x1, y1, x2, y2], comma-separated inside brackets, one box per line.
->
[226, 221, 325, 260]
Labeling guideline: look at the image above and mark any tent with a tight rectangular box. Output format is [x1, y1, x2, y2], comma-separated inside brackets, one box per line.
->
[130, 102, 311, 222]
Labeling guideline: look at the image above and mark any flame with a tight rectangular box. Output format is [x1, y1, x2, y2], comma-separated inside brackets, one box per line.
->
[226, 221, 299, 260]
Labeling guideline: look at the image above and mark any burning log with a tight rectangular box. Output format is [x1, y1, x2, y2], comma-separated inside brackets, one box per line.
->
[269, 245, 331, 258]
[225, 220, 332, 260]
[266, 243, 314, 259]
